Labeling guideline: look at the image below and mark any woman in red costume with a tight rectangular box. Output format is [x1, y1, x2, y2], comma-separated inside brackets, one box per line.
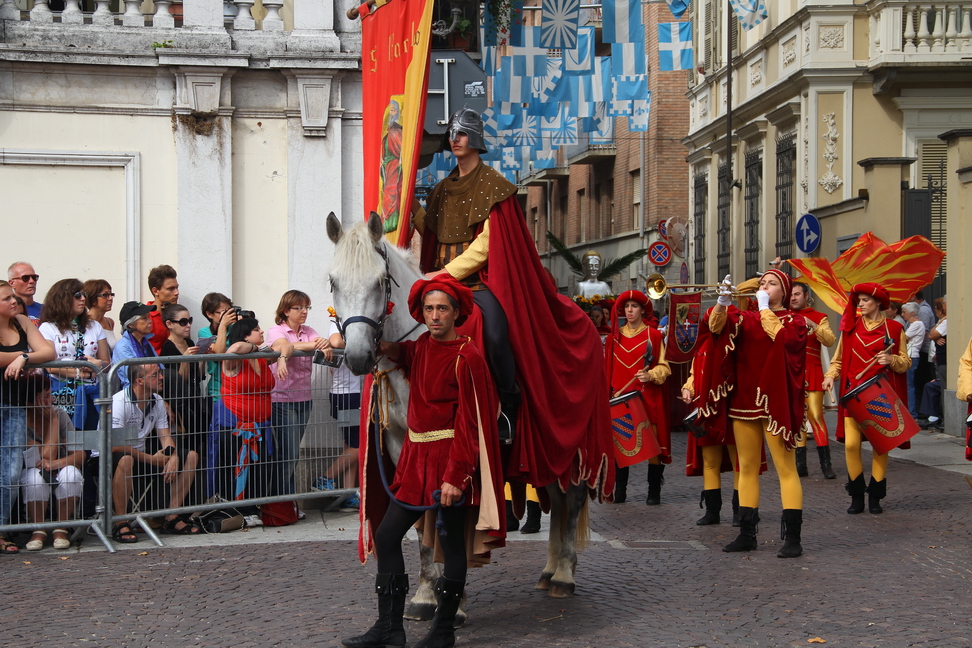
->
[345, 276, 504, 648]
[699, 269, 807, 557]
[822, 283, 910, 514]
[604, 290, 670, 505]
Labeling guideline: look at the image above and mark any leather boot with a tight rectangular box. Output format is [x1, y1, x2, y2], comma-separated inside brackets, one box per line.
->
[846, 474, 866, 514]
[614, 465, 629, 503]
[795, 447, 808, 477]
[723, 506, 759, 552]
[696, 489, 722, 525]
[342, 573, 409, 648]
[497, 387, 521, 445]
[645, 464, 665, 505]
[776, 509, 803, 558]
[520, 501, 542, 534]
[731, 489, 740, 527]
[505, 500, 519, 532]
[867, 477, 887, 514]
[413, 577, 464, 648]
[817, 445, 837, 480]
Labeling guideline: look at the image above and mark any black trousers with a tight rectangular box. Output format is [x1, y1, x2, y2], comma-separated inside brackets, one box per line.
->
[374, 499, 468, 581]
[473, 288, 517, 399]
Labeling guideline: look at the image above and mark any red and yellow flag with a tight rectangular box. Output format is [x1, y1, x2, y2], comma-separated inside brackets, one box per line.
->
[788, 233, 945, 313]
[361, 0, 433, 248]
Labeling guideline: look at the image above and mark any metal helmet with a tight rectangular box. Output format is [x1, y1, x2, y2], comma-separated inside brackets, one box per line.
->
[442, 107, 488, 154]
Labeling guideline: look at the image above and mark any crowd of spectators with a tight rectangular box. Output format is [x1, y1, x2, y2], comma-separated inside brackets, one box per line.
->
[0, 261, 359, 551]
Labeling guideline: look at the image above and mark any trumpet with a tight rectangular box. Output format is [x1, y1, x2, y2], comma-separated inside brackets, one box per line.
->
[645, 273, 759, 301]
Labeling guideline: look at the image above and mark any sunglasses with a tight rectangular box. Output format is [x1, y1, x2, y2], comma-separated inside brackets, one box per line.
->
[168, 317, 193, 327]
[73, 291, 85, 300]
[14, 274, 39, 283]
[98, 292, 115, 299]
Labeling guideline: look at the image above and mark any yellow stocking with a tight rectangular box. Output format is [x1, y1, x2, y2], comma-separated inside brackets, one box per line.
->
[732, 420, 764, 508]
[728, 444, 739, 490]
[763, 427, 803, 510]
[701, 445, 723, 491]
[843, 417, 864, 481]
[806, 391, 828, 446]
[872, 452, 889, 482]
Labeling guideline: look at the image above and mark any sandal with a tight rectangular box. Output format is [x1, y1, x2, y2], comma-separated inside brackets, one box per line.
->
[0, 536, 19, 554]
[112, 522, 139, 544]
[161, 515, 201, 535]
[26, 531, 47, 552]
[53, 529, 71, 550]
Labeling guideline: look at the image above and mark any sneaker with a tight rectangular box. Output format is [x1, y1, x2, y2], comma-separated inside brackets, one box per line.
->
[244, 514, 263, 528]
[313, 477, 337, 491]
[342, 492, 360, 510]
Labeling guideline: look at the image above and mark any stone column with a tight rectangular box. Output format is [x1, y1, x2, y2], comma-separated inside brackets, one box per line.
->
[856, 157, 916, 244]
[287, 0, 340, 53]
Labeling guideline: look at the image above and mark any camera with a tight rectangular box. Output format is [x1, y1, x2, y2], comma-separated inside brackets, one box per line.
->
[232, 306, 255, 319]
[313, 350, 344, 369]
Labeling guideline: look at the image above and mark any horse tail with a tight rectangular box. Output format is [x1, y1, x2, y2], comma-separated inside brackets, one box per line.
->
[573, 498, 590, 552]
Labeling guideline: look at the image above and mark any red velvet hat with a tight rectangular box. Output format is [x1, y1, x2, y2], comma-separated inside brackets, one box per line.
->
[408, 275, 475, 327]
[616, 290, 649, 308]
[761, 268, 793, 308]
[851, 282, 891, 311]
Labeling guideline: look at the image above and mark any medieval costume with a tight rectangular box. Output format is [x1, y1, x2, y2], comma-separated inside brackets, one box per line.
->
[824, 282, 910, 514]
[792, 304, 838, 479]
[604, 290, 670, 504]
[956, 336, 972, 461]
[698, 269, 807, 557]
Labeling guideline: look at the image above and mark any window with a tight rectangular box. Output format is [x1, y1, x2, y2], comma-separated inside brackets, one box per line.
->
[693, 171, 708, 284]
[744, 149, 762, 279]
[716, 162, 731, 280]
[631, 170, 641, 233]
[775, 132, 796, 270]
[917, 139, 947, 272]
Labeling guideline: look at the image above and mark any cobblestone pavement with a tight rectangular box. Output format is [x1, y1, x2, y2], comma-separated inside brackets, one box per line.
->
[5, 420, 972, 647]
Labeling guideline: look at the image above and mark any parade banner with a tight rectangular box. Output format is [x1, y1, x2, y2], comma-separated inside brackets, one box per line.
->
[361, 0, 434, 247]
[666, 290, 702, 363]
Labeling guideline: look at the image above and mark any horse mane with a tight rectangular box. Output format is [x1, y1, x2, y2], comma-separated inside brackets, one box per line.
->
[333, 220, 420, 278]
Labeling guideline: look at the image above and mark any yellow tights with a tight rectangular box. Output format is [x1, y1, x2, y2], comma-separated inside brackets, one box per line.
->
[733, 419, 803, 510]
[842, 417, 889, 481]
[798, 391, 829, 448]
[701, 444, 739, 491]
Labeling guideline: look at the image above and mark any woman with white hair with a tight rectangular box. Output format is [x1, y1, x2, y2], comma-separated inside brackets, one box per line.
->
[901, 302, 926, 418]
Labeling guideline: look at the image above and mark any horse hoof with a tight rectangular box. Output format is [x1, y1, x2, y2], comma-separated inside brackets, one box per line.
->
[535, 573, 553, 590]
[547, 581, 575, 598]
[453, 608, 467, 628]
[404, 602, 436, 621]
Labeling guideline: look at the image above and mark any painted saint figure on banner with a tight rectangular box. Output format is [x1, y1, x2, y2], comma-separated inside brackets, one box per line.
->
[380, 98, 404, 233]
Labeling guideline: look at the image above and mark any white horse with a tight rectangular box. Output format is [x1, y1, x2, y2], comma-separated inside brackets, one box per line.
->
[326, 212, 592, 621]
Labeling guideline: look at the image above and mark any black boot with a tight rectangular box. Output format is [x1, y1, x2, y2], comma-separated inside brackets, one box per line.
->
[795, 447, 808, 477]
[696, 489, 722, 525]
[497, 388, 521, 445]
[723, 506, 759, 552]
[867, 477, 886, 514]
[520, 501, 542, 534]
[846, 474, 866, 514]
[614, 465, 629, 503]
[731, 489, 740, 527]
[776, 509, 803, 558]
[645, 464, 665, 505]
[817, 446, 837, 480]
[505, 500, 519, 532]
[342, 573, 409, 648]
[413, 577, 463, 648]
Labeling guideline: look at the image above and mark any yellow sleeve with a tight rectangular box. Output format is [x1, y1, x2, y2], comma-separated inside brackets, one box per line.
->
[759, 309, 783, 341]
[707, 307, 727, 335]
[444, 218, 489, 280]
[888, 330, 912, 374]
[958, 336, 972, 402]
[815, 316, 836, 347]
[682, 370, 695, 396]
[825, 337, 843, 380]
[646, 339, 671, 385]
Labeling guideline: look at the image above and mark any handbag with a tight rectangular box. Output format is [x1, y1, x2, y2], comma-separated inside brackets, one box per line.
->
[193, 495, 245, 533]
[261, 500, 299, 526]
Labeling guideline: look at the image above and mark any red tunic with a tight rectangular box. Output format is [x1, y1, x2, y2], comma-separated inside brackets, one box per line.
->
[605, 324, 671, 463]
[389, 334, 502, 508]
[794, 307, 828, 391]
[222, 358, 274, 424]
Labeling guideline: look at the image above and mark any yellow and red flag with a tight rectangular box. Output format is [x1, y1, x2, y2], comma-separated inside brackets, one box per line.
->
[361, 0, 434, 248]
[788, 233, 945, 313]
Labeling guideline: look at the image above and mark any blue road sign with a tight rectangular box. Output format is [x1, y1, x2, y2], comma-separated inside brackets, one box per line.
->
[795, 213, 821, 254]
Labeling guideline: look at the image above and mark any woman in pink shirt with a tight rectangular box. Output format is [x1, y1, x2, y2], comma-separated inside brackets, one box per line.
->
[266, 290, 332, 495]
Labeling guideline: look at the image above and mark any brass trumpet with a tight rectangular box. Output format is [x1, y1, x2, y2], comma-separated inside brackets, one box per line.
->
[645, 273, 759, 301]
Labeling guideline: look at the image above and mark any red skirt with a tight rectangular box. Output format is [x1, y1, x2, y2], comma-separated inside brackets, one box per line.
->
[389, 436, 479, 508]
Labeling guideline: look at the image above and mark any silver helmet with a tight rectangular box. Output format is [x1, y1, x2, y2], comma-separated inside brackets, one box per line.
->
[442, 107, 488, 154]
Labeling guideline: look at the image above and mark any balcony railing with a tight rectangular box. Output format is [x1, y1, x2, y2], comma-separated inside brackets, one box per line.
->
[0, 0, 285, 30]
[869, 1, 972, 63]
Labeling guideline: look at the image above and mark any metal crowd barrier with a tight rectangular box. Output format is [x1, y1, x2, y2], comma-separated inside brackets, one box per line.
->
[0, 350, 361, 552]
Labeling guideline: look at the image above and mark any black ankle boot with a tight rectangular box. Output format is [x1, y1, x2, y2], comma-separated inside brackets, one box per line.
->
[795, 447, 808, 477]
[614, 465, 629, 503]
[413, 577, 464, 648]
[731, 489, 740, 527]
[867, 477, 886, 514]
[696, 489, 722, 525]
[645, 464, 665, 505]
[776, 509, 803, 558]
[497, 388, 521, 444]
[846, 474, 866, 514]
[342, 573, 409, 648]
[817, 445, 837, 480]
[520, 501, 542, 534]
[723, 506, 759, 552]
[505, 500, 519, 532]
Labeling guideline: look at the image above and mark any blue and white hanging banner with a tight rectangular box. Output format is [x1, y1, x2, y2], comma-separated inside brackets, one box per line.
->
[590, 102, 614, 143]
[541, 0, 581, 49]
[534, 141, 558, 169]
[564, 26, 595, 75]
[666, 0, 689, 19]
[495, 57, 532, 103]
[541, 104, 577, 146]
[613, 74, 648, 101]
[611, 27, 646, 76]
[628, 93, 652, 132]
[511, 26, 548, 77]
[513, 114, 541, 148]
[602, 0, 641, 43]
[608, 98, 633, 117]
[729, 0, 767, 30]
[657, 22, 694, 71]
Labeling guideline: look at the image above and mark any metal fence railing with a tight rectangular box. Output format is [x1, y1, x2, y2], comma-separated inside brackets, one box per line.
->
[0, 350, 360, 552]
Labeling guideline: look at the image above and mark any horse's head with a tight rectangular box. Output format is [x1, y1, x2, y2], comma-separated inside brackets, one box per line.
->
[327, 211, 393, 375]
